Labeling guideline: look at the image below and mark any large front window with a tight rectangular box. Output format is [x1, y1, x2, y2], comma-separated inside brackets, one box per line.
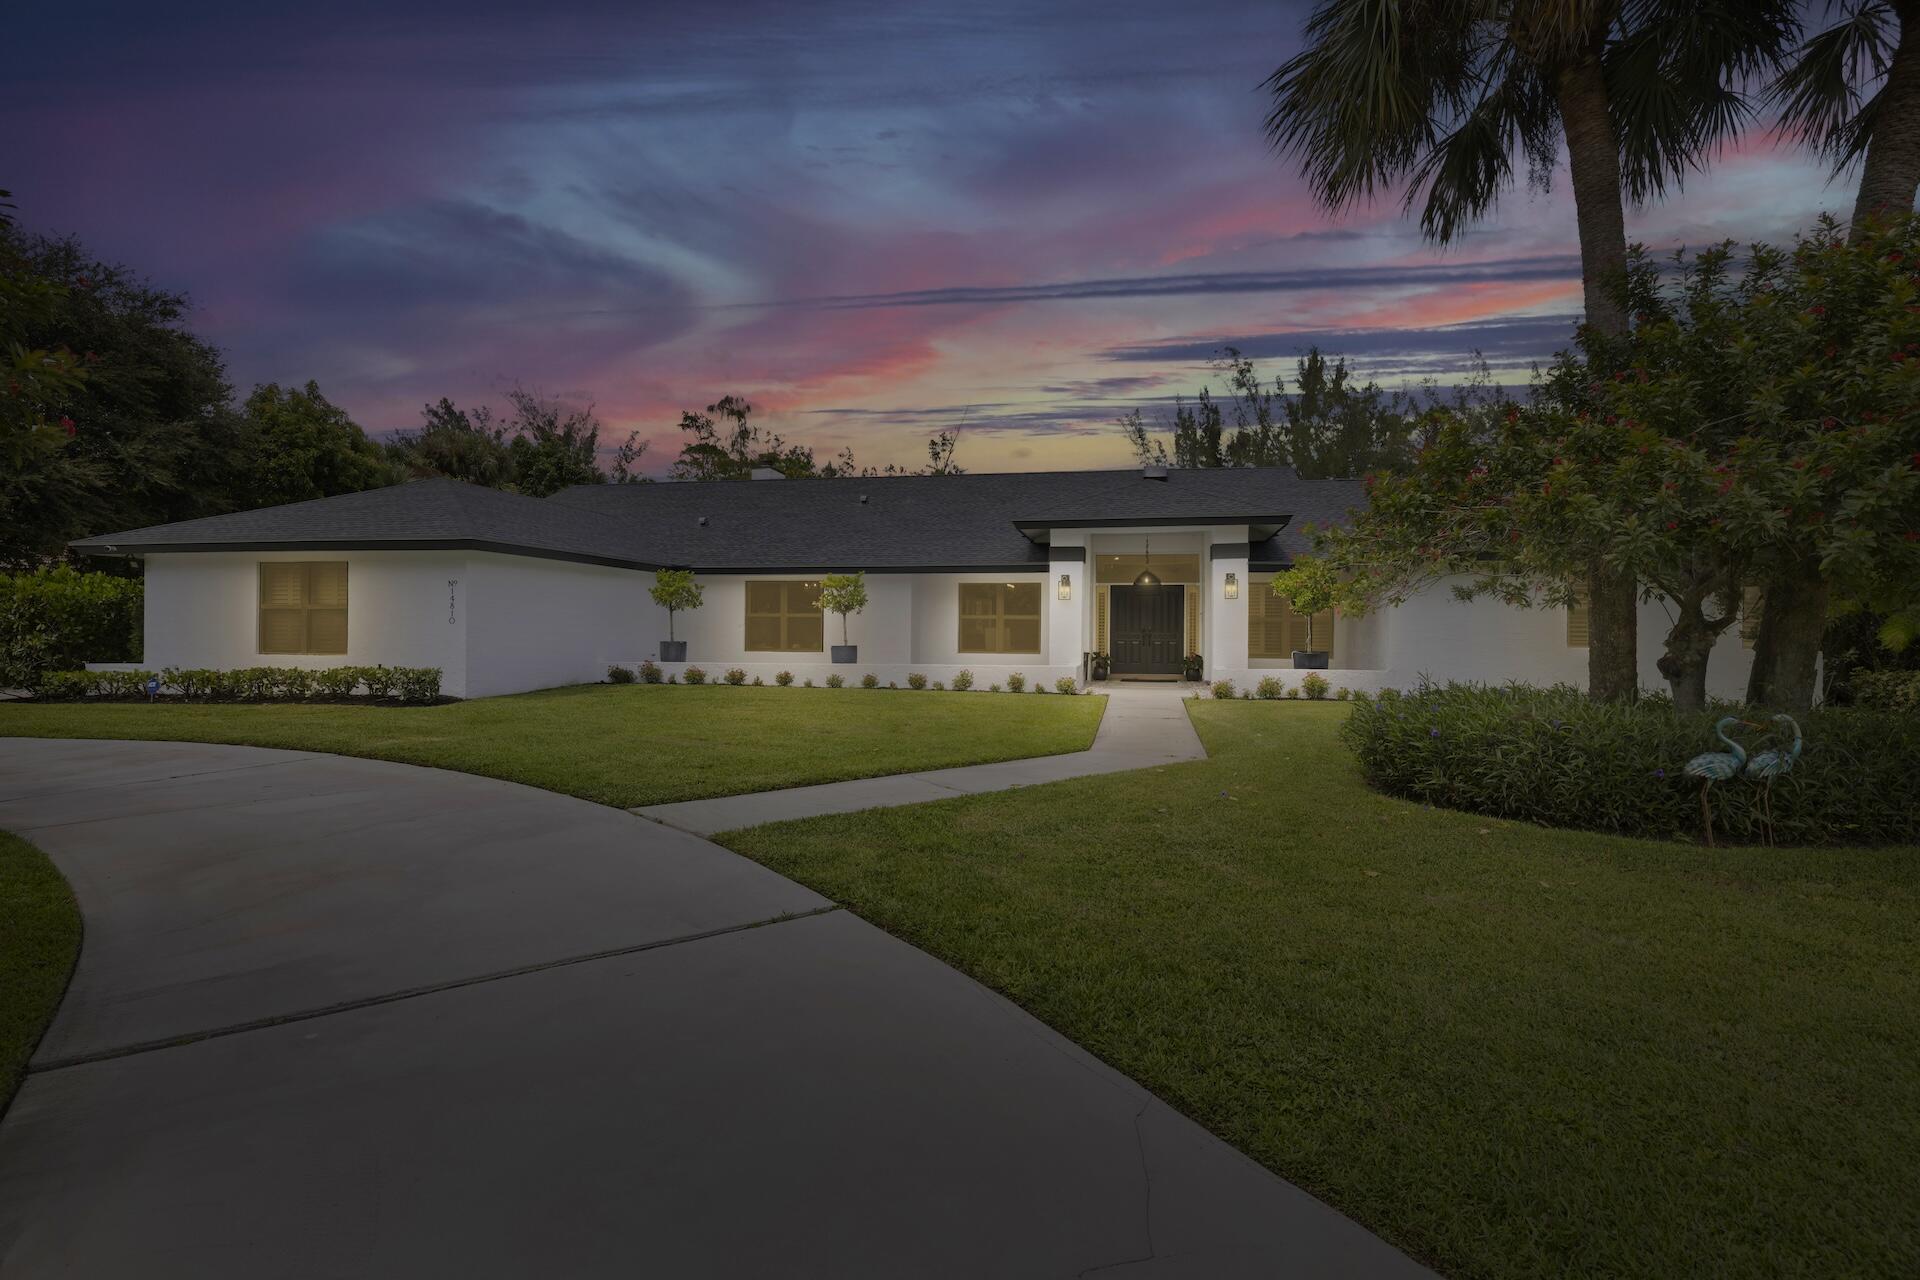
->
[745, 580, 823, 652]
[259, 562, 348, 655]
[959, 582, 1041, 654]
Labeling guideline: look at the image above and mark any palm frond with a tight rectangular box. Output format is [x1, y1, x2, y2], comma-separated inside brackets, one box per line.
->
[1407, 60, 1554, 241]
[1771, 0, 1896, 172]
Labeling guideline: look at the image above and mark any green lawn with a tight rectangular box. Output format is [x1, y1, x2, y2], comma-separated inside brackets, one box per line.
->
[720, 701, 1920, 1280]
[0, 832, 80, 1117]
[0, 684, 1106, 808]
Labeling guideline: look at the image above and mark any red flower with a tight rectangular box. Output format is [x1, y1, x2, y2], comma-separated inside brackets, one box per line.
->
[1808, 304, 1827, 316]
[1665, 521, 1678, 531]
[59, 415, 76, 437]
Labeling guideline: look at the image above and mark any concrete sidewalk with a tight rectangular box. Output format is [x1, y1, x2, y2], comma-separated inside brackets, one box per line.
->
[0, 737, 1429, 1279]
[636, 681, 1207, 835]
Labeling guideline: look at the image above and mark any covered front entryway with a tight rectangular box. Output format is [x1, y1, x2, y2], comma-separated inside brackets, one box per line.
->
[1108, 583, 1186, 676]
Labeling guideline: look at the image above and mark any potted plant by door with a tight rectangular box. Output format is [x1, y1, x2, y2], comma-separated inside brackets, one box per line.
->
[1090, 651, 1112, 682]
[816, 572, 868, 664]
[1182, 652, 1205, 682]
[1271, 558, 1340, 671]
[650, 568, 702, 663]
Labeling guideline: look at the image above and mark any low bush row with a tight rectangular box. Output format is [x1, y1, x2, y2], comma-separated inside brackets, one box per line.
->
[1210, 673, 1348, 701]
[611, 664, 1079, 693]
[31, 665, 444, 704]
[1342, 682, 1920, 845]
[1853, 669, 1920, 714]
[1, 567, 143, 686]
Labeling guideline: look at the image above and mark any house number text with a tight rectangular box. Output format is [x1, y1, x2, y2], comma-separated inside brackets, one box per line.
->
[448, 579, 459, 624]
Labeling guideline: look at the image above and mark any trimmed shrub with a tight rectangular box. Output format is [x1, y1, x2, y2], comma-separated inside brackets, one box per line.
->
[1255, 676, 1283, 700]
[360, 666, 401, 699]
[0, 567, 143, 684]
[775, 670, 794, 686]
[1210, 679, 1235, 700]
[1241, 690, 1253, 700]
[638, 660, 662, 684]
[861, 673, 879, 689]
[683, 666, 708, 685]
[888, 681, 898, 689]
[751, 675, 765, 686]
[1006, 672, 1026, 693]
[29, 670, 98, 700]
[989, 683, 1001, 693]
[274, 668, 316, 701]
[803, 677, 814, 688]
[1283, 686, 1300, 699]
[1335, 686, 1351, 701]
[233, 667, 280, 702]
[907, 672, 928, 690]
[1301, 672, 1330, 700]
[1854, 669, 1920, 714]
[826, 674, 845, 688]
[1035, 685, 1048, 694]
[952, 669, 974, 691]
[932, 680, 945, 691]
[1055, 675, 1077, 695]
[313, 667, 362, 700]
[724, 668, 747, 686]
[1343, 681, 1920, 846]
[394, 667, 442, 703]
[607, 664, 636, 684]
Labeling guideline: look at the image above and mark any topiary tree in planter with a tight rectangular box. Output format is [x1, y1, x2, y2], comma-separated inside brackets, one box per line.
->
[1271, 558, 1340, 670]
[816, 572, 868, 663]
[649, 569, 703, 662]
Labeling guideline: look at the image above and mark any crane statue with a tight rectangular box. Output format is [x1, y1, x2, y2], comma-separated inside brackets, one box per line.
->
[1684, 716, 1759, 848]
[1742, 713, 1803, 846]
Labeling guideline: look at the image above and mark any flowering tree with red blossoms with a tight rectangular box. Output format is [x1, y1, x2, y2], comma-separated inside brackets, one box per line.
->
[1299, 215, 1920, 712]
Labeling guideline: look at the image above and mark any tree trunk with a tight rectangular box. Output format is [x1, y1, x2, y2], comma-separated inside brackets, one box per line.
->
[1656, 601, 1721, 714]
[1557, 59, 1638, 699]
[1744, 559, 1829, 711]
[1852, 1, 1920, 235]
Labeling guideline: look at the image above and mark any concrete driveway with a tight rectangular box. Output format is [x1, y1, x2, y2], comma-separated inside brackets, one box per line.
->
[0, 738, 1429, 1279]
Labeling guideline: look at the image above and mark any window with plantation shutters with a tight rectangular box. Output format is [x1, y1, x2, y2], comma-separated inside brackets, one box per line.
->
[1185, 589, 1200, 655]
[1247, 581, 1290, 658]
[1566, 595, 1590, 647]
[1095, 588, 1108, 651]
[745, 580, 824, 652]
[258, 562, 348, 655]
[959, 582, 1042, 653]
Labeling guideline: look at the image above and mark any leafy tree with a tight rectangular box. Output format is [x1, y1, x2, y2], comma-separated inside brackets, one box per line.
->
[670, 394, 962, 480]
[1307, 218, 1920, 712]
[648, 569, 703, 642]
[239, 381, 399, 509]
[389, 390, 647, 493]
[498, 388, 621, 497]
[386, 398, 515, 487]
[1265, 0, 1798, 700]
[815, 572, 869, 647]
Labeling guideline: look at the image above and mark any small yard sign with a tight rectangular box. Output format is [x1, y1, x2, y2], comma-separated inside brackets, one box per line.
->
[146, 674, 160, 701]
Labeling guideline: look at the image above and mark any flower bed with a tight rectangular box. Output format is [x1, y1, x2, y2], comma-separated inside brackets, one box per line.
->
[1342, 682, 1920, 845]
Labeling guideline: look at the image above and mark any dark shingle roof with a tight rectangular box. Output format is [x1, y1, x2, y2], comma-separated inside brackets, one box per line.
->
[69, 478, 660, 570]
[72, 468, 1365, 571]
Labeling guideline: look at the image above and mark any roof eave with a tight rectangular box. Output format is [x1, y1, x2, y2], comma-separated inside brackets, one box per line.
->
[66, 537, 661, 574]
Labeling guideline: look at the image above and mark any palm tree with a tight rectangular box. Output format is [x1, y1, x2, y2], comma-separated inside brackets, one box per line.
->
[1265, 0, 1795, 701]
[1746, 1, 1920, 710]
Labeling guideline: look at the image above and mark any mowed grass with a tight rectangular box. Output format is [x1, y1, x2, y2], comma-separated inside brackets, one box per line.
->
[0, 684, 1106, 807]
[0, 832, 80, 1117]
[720, 701, 1920, 1279]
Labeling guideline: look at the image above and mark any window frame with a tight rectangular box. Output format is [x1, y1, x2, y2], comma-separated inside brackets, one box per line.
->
[957, 581, 1043, 655]
[258, 561, 349, 656]
[743, 579, 825, 653]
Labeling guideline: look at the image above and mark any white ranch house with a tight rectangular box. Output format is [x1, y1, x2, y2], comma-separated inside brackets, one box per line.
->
[72, 467, 1758, 701]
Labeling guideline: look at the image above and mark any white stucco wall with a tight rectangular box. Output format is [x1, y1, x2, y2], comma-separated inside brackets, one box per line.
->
[462, 554, 659, 699]
[142, 550, 472, 693]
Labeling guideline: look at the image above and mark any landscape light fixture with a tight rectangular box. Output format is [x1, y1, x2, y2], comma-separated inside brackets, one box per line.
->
[1133, 538, 1160, 588]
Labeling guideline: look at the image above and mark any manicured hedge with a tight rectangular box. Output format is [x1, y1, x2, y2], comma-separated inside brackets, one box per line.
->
[1342, 682, 1920, 846]
[29, 665, 443, 704]
[0, 567, 142, 684]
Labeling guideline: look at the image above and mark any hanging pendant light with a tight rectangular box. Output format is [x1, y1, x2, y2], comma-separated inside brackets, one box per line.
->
[1133, 536, 1161, 588]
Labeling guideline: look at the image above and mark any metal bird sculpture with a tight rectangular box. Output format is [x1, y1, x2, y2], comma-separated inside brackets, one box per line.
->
[1684, 716, 1757, 848]
[1742, 713, 1803, 846]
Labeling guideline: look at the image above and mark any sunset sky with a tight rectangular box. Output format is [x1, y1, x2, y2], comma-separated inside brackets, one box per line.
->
[8, 0, 1854, 473]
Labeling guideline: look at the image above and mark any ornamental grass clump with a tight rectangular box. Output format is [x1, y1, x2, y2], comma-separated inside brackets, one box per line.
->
[1342, 682, 1920, 845]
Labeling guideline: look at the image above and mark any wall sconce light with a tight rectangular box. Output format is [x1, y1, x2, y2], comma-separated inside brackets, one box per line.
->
[1057, 573, 1072, 601]
[1224, 572, 1238, 600]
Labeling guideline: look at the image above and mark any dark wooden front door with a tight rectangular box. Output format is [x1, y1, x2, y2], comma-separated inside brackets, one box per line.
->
[1109, 584, 1185, 675]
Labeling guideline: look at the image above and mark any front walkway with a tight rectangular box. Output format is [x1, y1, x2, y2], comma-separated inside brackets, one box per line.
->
[0, 738, 1426, 1279]
[636, 681, 1207, 835]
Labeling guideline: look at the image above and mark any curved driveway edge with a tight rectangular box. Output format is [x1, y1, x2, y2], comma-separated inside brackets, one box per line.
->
[0, 737, 1429, 1279]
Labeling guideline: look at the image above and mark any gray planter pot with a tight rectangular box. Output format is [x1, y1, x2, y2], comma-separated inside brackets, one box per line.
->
[659, 640, 687, 663]
[831, 645, 858, 664]
[1292, 650, 1330, 670]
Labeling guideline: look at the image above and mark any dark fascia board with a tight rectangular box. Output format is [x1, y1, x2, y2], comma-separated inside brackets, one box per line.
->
[1047, 546, 1087, 562]
[1016, 515, 1292, 542]
[68, 538, 663, 574]
[668, 563, 1052, 575]
[1207, 542, 1252, 561]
